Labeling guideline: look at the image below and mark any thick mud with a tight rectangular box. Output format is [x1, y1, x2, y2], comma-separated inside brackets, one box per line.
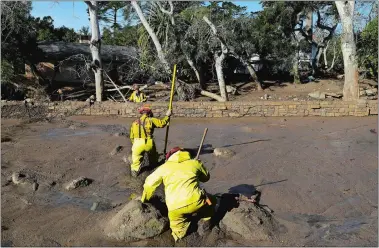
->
[1, 116, 378, 246]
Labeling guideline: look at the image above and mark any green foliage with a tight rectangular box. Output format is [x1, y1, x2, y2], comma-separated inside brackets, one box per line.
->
[357, 17, 378, 78]
[1, 60, 14, 85]
[34, 16, 78, 42]
[102, 25, 138, 46]
[79, 26, 90, 36]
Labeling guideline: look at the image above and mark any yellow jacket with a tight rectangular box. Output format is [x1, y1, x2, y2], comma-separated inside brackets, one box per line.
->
[130, 114, 169, 143]
[129, 91, 147, 102]
[141, 151, 210, 211]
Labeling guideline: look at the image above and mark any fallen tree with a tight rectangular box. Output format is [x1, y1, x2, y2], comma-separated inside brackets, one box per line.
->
[37, 41, 139, 63]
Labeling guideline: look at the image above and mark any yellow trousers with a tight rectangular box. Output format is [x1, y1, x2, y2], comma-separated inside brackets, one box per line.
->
[168, 196, 215, 241]
[131, 138, 158, 172]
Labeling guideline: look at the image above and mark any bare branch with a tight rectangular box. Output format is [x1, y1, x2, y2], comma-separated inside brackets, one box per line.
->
[104, 71, 127, 103]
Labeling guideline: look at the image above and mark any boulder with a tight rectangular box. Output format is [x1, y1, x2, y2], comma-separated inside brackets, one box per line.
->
[219, 201, 279, 242]
[365, 88, 378, 96]
[11, 172, 37, 191]
[104, 199, 169, 241]
[64, 177, 92, 190]
[308, 91, 326, 100]
[213, 148, 236, 158]
[226, 85, 237, 95]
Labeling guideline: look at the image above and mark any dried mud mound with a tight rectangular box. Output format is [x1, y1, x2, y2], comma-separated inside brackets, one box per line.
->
[104, 199, 169, 241]
[220, 201, 280, 243]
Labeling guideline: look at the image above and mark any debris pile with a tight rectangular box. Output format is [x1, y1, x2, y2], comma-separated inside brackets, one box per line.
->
[359, 80, 378, 100]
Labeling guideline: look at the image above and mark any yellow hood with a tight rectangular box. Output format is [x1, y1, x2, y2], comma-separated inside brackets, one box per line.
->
[167, 150, 191, 163]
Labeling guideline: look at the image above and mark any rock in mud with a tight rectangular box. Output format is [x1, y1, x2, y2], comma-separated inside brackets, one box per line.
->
[104, 199, 169, 241]
[65, 177, 92, 190]
[113, 132, 127, 137]
[11, 172, 36, 190]
[308, 91, 326, 100]
[220, 201, 279, 242]
[214, 148, 236, 158]
[109, 146, 123, 156]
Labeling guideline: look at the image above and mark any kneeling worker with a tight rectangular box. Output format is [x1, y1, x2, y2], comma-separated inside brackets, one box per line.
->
[129, 106, 171, 177]
[140, 147, 215, 241]
[129, 84, 147, 102]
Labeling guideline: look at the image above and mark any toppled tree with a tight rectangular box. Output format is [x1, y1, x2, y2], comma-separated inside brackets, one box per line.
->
[131, 0, 224, 102]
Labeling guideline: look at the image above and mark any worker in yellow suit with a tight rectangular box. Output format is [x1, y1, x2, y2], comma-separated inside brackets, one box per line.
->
[129, 106, 171, 177]
[128, 84, 147, 102]
[141, 147, 215, 241]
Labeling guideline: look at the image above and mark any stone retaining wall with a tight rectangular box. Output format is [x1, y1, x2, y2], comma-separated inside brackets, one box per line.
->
[1, 100, 378, 119]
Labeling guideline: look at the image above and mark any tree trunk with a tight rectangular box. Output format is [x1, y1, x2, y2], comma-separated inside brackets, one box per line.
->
[327, 41, 338, 72]
[86, 1, 103, 102]
[203, 16, 228, 101]
[200, 90, 225, 102]
[185, 55, 205, 89]
[246, 64, 263, 91]
[131, 0, 170, 73]
[316, 47, 323, 68]
[214, 53, 228, 101]
[323, 40, 329, 68]
[293, 49, 300, 84]
[336, 1, 359, 101]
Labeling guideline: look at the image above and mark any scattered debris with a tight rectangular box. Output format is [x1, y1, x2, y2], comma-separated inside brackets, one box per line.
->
[32, 182, 39, 191]
[365, 88, 378, 96]
[113, 132, 127, 137]
[293, 98, 298, 101]
[226, 85, 237, 95]
[337, 75, 344, 80]
[91, 202, 99, 211]
[213, 148, 236, 158]
[325, 92, 343, 98]
[109, 146, 123, 156]
[104, 199, 169, 241]
[65, 177, 92, 190]
[308, 91, 326, 100]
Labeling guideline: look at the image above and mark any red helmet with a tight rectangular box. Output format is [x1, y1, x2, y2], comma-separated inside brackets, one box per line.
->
[166, 147, 182, 161]
[138, 106, 152, 114]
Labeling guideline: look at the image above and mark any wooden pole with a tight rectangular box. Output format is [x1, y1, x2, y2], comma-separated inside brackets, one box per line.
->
[163, 64, 177, 155]
[195, 128, 208, 160]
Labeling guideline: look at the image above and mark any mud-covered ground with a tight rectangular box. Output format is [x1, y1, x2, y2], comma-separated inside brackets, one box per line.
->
[1, 116, 378, 246]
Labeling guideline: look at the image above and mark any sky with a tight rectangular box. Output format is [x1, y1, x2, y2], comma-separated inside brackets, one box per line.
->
[31, 1, 263, 31]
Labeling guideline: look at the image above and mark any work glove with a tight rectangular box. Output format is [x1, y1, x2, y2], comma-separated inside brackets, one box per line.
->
[166, 109, 172, 117]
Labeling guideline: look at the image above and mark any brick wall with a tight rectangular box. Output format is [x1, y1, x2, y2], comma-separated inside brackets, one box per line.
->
[1, 100, 378, 119]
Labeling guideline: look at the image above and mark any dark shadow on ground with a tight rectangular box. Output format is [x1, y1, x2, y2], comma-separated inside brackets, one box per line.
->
[185, 144, 214, 158]
[222, 139, 271, 148]
[255, 179, 288, 187]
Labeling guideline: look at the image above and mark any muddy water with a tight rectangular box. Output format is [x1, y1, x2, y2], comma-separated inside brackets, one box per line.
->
[1, 116, 377, 246]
